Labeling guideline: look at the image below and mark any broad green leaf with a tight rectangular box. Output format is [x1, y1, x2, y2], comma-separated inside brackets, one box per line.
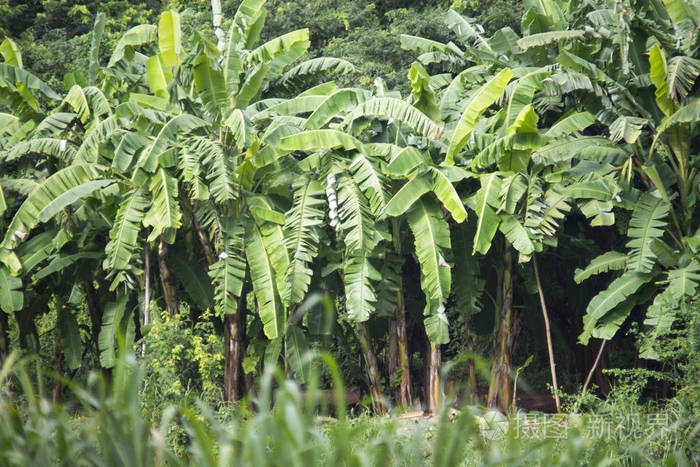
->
[158, 10, 182, 66]
[108, 24, 157, 67]
[566, 178, 619, 201]
[545, 111, 595, 137]
[0, 63, 62, 101]
[247, 29, 309, 67]
[609, 116, 647, 144]
[668, 260, 700, 298]
[506, 70, 550, 128]
[656, 98, 700, 134]
[626, 193, 669, 272]
[253, 95, 327, 122]
[193, 57, 227, 118]
[400, 34, 454, 54]
[445, 9, 492, 51]
[574, 251, 628, 283]
[387, 147, 428, 176]
[663, 0, 692, 25]
[384, 174, 432, 217]
[0, 249, 21, 276]
[230, 0, 267, 50]
[430, 167, 467, 223]
[408, 62, 440, 120]
[246, 220, 285, 339]
[104, 188, 149, 273]
[272, 57, 354, 92]
[57, 309, 82, 370]
[349, 154, 390, 217]
[1, 164, 112, 249]
[639, 287, 677, 360]
[451, 221, 484, 318]
[506, 104, 539, 135]
[75, 116, 121, 163]
[446, 68, 513, 165]
[0, 185, 7, 216]
[649, 43, 673, 116]
[283, 181, 325, 306]
[516, 30, 585, 49]
[14, 232, 54, 272]
[209, 219, 246, 317]
[667, 56, 700, 102]
[531, 136, 627, 165]
[343, 97, 442, 140]
[98, 294, 128, 368]
[6, 137, 76, 163]
[0, 38, 22, 68]
[407, 199, 451, 344]
[35, 252, 101, 280]
[424, 311, 450, 345]
[336, 175, 381, 322]
[137, 114, 207, 172]
[0, 265, 22, 313]
[146, 55, 172, 99]
[88, 12, 105, 84]
[279, 129, 365, 153]
[236, 63, 269, 108]
[579, 271, 652, 344]
[305, 88, 369, 129]
[471, 173, 502, 254]
[144, 168, 181, 241]
[499, 214, 534, 256]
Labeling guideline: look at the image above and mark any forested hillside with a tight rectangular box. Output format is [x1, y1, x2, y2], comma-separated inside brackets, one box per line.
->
[0, 0, 698, 464]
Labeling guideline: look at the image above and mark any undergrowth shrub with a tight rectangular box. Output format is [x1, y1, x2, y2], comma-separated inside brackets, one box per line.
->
[0, 349, 698, 466]
[139, 305, 226, 421]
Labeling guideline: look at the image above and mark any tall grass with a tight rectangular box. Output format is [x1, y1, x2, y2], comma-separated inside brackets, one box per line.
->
[0, 351, 696, 466]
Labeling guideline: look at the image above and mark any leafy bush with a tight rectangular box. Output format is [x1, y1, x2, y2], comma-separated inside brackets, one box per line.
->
[140, 305, 226, 421]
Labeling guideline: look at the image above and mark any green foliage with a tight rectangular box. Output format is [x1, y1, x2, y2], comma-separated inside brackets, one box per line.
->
[0, 0, 698, 447]
[140, 306, 225, 418]
[0, 350, 697, 465]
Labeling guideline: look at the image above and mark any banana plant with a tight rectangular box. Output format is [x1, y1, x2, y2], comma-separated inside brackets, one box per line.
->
[0, 1, 355, 401]
[117, 1, 355, 399]
[566, 0, 700, 362]
[400, 7, 629, 411]
[269, 69, 468, 412]
[0, 22, 131, 380]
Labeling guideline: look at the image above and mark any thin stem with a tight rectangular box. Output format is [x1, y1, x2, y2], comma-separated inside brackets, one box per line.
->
[582, 339, 607, 396]
[142, 242, 151, 357]
[533, 254, 561, 413]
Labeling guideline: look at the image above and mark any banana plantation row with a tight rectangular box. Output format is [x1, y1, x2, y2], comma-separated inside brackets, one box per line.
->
[0, 0, 697, 413]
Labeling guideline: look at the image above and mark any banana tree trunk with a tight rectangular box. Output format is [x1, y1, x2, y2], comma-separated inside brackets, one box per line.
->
[487, 247, 519, 411]
[52, 300, 63, 404]
[388, 317, 398, 399]
[158, 238, 178, 317]
[0, 310, 8, 361]
[426, 343, 441, 414]
[85, 282, 102, 357]
[356, 322, 387, 415]
[184, 200, 216, 266]
[141, 242, 151, 357]
[466, 321, 477, 404]
[391, 219, 413, 408]
[395, 289, 413, 407]
[223, 294, 246, 402]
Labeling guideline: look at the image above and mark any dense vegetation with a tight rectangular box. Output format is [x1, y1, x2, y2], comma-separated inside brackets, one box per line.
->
[0, 0, 698, 463]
